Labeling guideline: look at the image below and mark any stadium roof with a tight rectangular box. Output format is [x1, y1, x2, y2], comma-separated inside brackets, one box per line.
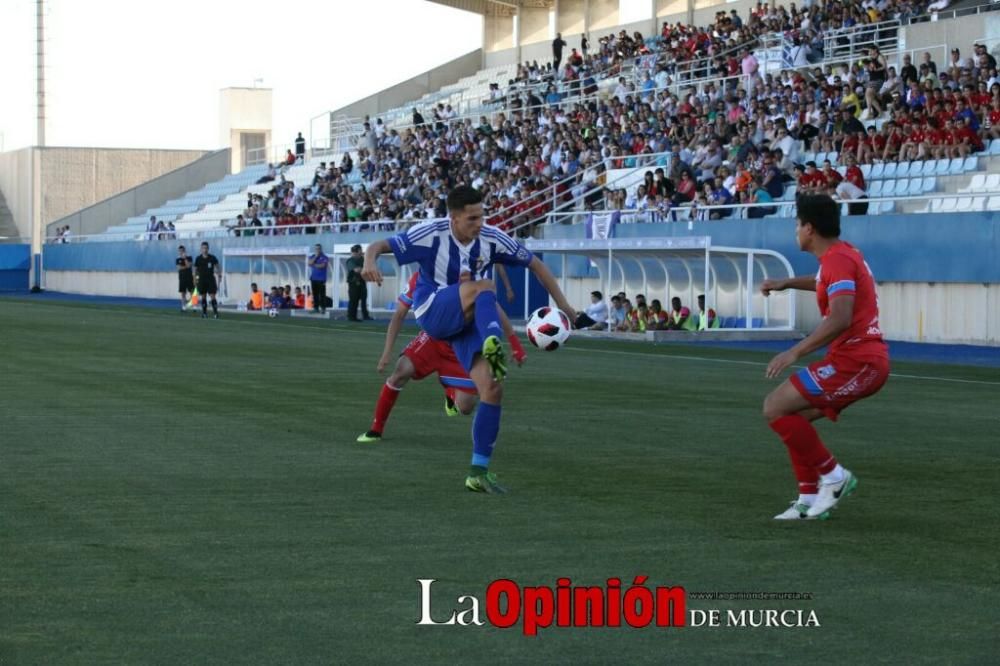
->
[427, 0, 553, 17]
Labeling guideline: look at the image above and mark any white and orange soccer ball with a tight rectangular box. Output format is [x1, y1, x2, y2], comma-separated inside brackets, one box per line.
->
[526, 306, 571, 351]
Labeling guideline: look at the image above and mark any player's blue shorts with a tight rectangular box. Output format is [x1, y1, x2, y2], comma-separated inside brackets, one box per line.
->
[415, 283, 481, 373]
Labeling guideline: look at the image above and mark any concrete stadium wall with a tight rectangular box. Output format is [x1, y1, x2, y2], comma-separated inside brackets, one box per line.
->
[328, 50, 484, 120]
[46, 149, 231, 239]
[0, 148, 36, 242]
[902, 12, 1000, 54]
[0, 146, 210, 252]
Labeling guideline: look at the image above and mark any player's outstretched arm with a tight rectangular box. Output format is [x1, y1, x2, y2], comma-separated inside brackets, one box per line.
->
[761, 276, 817, 296]
[495, 264, 515, 304]
[526, 256, 577, 323]
[379, 303, 410, 373]
[766, 296, 854, 378]
[362, 239, 392, 285]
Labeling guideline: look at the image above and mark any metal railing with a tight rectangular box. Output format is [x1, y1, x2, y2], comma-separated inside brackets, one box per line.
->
[41, 188, 1000, 245]
[822, 18, 901, 63]
[909, 0, 1000, 23]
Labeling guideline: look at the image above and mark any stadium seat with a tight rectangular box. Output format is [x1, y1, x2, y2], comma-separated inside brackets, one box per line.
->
[920, 161, 937, 177]
[826, 152, 838, 164]
[881, 180, 897, 197]
[989, 140, 1000, 156]
[860, 164, 872, 179]
[962, 156, 977, 172]
[960, 174, 987, 194]
[904, 179, 922, 196]
[870, 181, 884, 196]
[971, 196, 986, 211]
[883, 162, 897, 179]
[987, 196, 1000, 211]
[870, 163, 885, 180]
[940, 198, 958, 213]
[985, 174, 1000, 191]
[878, 201, 895, 214]
[921, 177, 936, 193]
[955, 197, 974, 212]
[895, 162, 910, 179]
[947, 158, 964, 175]
[933, 159, 950, 176]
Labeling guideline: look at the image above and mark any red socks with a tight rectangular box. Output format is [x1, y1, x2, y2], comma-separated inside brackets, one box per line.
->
[769, 414, 839, 494]
[509, 334, 527, 364]
[371, 383, 402, 434]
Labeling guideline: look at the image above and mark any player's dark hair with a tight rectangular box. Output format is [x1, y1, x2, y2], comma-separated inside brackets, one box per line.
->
[671, 296, 681, 307]
[591, 290, 602, 299]
[201, 242, 209, 248]
[797, 194, 841, 238]
[446, 185, 483, 211]
[178, 245, 185, 251]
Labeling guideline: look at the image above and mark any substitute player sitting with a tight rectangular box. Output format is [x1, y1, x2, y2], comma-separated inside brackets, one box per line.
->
[761, 194, 890, 520]
[362, 186, 576, 494]
[357, 269, 527, 443]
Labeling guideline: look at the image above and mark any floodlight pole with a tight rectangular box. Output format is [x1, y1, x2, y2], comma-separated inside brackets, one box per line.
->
[36, 0, 46, 147]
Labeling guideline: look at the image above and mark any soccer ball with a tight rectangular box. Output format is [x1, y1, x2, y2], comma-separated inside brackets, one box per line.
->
[268, 308, 278, 318]
[526, 307, 571, 351]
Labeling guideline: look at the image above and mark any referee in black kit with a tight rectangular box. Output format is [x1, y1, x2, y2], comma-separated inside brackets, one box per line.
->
[176, 245, 194, 312]
[194, 242, 221, 319]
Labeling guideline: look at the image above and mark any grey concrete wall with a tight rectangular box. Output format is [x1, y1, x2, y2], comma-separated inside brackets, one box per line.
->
[0, 148, 35, 242]
[47, 149, 230, 239]
[39, 147, 209, 228]
[328, 49, 483, 120]
[901, 12, 1000, 55]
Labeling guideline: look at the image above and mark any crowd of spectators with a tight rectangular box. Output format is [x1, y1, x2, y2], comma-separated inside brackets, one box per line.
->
[577, 291, 717, 332]
[217, 0, 1000, 240]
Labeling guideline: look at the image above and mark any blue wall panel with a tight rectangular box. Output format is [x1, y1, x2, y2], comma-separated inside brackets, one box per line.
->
[41, 213, 1000, 284]
[0, 244, 31, 291]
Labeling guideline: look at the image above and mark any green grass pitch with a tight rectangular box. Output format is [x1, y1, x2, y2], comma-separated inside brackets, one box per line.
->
[1, 300, 997, 664]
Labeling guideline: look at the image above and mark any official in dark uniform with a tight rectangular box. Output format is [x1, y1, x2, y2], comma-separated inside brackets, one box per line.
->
[345, 243, 371, 321]
[194, 241, 221, 319]
[176, 245, 194, 312]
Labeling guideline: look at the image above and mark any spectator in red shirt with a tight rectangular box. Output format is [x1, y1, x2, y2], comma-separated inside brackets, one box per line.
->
[821, 161, 843, 189]
[985, 99, 1000, 141]
[798, 161, 827, 194]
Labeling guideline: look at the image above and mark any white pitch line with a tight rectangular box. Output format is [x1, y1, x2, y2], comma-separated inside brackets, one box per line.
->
[561, 344, 1000, 387]
[14, 300, 1000, 387]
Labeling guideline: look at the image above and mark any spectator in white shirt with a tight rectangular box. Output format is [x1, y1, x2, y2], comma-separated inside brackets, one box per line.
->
[575, 291, 610, 330]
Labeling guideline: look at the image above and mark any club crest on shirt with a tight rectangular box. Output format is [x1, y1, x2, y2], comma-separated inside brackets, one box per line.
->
[816, 364, 836, 380]
[516, 247, 530, 261]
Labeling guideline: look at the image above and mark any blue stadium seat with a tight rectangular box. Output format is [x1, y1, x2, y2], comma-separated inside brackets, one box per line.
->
[919, 160, 936, 177]
[947, 158, 964, 175]
[895, 162, 910, 179]
[883, 162, 897, 179]
[870, 181, 884, 196]
[881, 180, 897, 197]
[904, 179, 922, 196]
[989, 140, 1000, 156]
[921, 177, 936, 193]
[860, 164, 872, 179]
[933, 159, 950, 176]
[962, 156, 977, 172]
[870, 163, 885, 180]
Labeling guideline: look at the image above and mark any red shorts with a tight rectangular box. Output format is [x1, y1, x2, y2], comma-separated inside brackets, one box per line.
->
[402, 331, 476, 394]
[791, 354, 890, 421]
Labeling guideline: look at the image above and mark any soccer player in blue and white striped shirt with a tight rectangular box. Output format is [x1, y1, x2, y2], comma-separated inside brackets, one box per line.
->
[362, 186, 576, 494]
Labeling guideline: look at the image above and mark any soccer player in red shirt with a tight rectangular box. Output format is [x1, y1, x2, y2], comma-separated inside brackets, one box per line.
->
[357, 270, 526, 443]
[761, 194, 890, 520]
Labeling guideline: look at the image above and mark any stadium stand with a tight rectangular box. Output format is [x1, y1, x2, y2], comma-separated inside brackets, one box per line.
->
[73, 0, 1000, 243]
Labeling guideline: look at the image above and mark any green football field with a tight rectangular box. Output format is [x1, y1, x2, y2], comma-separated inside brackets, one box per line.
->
[2, 300, 997, 664]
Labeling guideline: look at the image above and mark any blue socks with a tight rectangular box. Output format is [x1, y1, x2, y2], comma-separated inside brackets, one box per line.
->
[470, 401, 502, 473]
[474, 290, 502, 342]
